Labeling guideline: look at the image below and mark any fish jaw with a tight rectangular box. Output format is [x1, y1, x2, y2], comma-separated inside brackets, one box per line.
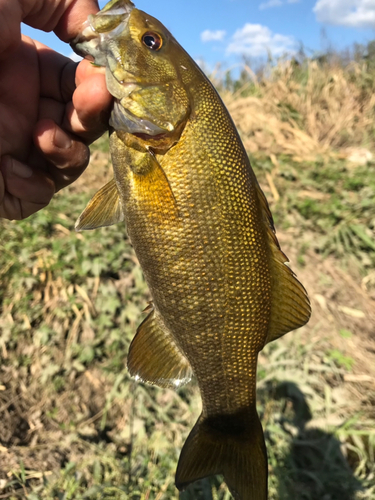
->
[110, 100, 168, 135]
[70, 0, 134, 62]
[70, 0, 137, 97]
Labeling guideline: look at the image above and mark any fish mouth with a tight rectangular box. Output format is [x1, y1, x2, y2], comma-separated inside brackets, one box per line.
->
[71, 0, 134, 67]
[71, 0, 138, 101]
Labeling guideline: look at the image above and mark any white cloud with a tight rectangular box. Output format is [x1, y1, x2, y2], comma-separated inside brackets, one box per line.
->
[259, 0, 282, 9]
[314, 0, 375, 29]
[201, 29, 226, 42]
[226, 24, 297, 57]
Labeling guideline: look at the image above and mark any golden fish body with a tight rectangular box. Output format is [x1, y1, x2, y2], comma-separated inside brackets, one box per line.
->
[72, 2, 311, 499]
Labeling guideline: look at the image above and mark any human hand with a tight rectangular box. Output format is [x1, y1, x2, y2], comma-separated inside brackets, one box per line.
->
[0, 1, 112, 220]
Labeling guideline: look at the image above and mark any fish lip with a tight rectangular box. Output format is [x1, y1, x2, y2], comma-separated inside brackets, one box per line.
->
[89, 1, 134, 38]
[71, 1, 134, 62]
[99, 3, 134, 18]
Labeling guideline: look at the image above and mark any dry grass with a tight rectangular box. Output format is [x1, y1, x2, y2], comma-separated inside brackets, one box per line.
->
[220, 59, 375, 161]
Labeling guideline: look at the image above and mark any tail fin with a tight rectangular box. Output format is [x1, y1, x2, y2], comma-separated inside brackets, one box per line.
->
[175, 407, 268, 500]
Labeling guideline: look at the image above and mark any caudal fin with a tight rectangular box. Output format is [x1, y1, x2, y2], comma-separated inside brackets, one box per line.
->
[175, 407, 268, 500]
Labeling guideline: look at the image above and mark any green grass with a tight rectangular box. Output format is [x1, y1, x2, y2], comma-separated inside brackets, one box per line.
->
[251, 154, 375, 270]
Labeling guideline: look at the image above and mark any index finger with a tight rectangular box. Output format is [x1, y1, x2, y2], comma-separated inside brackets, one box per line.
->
[33, 40, 77, 103]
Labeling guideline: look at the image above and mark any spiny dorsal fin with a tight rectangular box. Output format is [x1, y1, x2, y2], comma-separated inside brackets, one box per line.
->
[127, 307, 192, 389]
[255, 180, 311, 344]
[75, 179, 124, 231]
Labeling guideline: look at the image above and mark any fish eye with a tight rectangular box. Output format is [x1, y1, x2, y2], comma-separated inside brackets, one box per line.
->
[142, 32, 163, 51]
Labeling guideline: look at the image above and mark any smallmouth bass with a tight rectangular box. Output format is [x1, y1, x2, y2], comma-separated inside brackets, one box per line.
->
[71, 1, 311, 498]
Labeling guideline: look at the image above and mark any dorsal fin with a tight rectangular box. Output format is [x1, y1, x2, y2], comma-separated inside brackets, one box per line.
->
[75, 179, 124, 231]
[255, 181, 311, 344]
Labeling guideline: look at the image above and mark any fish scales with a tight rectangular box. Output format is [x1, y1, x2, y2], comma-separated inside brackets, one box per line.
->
[118, 79, 270, 412]
[71, 2, 311, 499]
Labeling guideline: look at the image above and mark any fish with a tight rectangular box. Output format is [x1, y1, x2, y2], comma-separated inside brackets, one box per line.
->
[71, 1, 311, 498]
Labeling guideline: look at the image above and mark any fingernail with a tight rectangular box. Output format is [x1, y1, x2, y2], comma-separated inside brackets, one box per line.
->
[2, 157, 33, 179]
[54, 128, 72, 149]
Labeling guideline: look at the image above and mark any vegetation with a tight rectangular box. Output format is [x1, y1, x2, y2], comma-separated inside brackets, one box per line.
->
[1, 47, 375, 499]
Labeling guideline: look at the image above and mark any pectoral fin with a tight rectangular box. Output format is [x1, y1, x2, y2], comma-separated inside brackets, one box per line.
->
[127, 307, 192, 389]
[112, 136, 179, 221]
[75, 179, 124, 231]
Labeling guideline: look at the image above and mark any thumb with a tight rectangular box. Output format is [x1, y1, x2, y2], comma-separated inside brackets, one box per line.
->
[54, 0, 100, 42]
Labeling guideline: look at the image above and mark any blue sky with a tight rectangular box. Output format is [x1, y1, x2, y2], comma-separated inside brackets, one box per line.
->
[22, 0, 375, 71]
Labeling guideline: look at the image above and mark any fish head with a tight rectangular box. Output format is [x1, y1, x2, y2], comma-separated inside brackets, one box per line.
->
[71, 0, 193, 138]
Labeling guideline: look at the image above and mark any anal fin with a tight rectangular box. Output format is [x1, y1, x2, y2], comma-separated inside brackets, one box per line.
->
[127, 307, 192, 389]
[75, 179, 124, 231]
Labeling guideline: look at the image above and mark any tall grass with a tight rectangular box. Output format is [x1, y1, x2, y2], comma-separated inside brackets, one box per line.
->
[218, 55, 375, 160]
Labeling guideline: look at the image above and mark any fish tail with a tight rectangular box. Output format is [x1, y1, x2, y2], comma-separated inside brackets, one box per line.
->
[175, 405, 268, 500]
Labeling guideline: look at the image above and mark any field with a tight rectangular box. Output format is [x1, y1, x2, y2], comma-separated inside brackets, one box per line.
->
[1, 56, 375, 499]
